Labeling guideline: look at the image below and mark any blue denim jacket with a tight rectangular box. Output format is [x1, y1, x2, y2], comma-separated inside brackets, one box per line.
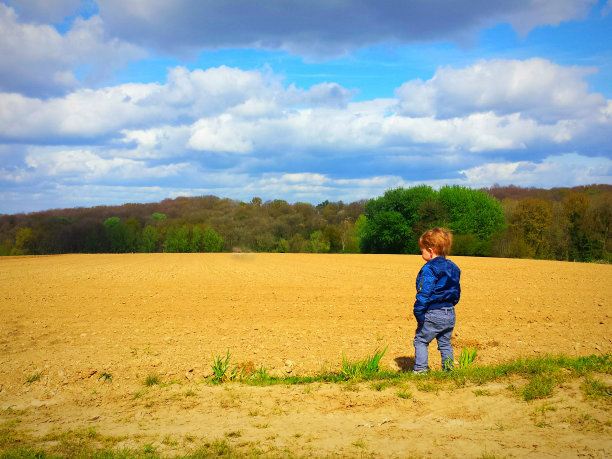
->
[414, 257, 461, 323]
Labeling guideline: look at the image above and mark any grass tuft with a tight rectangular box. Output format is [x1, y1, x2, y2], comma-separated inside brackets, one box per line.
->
[211, 350, 241, 383]
[340, 347, 387, 381]
[458, 346, 478, 369]
[144, 374, 161, 387]
[522, 374, 556, 401]
[25, 372, 42, 384]
[581, 376, 612, 400]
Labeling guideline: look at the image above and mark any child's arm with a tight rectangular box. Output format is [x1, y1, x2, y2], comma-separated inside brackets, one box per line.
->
[414, 264, 436, 323]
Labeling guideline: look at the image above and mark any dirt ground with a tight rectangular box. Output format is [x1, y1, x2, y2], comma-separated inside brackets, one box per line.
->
[1, 253, 611, 457]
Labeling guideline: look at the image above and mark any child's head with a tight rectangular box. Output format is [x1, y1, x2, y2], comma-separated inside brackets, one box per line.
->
[418, 228, 453, 257]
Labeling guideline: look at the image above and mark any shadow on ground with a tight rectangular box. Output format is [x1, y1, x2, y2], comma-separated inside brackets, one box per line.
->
[394, 356, 415, 372]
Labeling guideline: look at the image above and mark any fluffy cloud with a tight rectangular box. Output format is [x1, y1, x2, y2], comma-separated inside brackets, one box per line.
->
[2, 147, 190, 186]
[458, 154, 612, 188]
[95, 0, 597, 58]
[0, 66, 358, 143]
[1, 58, 610, 213]
[0, 4, 144, 97]
[395, 58, 606, 123]
[2, 60, 610, 161]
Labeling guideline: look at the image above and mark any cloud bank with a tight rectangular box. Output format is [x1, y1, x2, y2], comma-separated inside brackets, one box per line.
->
[1, 57, 610, 213]
[0, 0, 610, 213]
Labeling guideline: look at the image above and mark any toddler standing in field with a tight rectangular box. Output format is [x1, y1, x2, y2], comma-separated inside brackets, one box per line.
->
[412, 228, 461, 373]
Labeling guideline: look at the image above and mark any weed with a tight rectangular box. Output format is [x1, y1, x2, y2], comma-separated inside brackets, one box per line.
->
[0, 419, 22, 448]
[340, 347, 387, 381]
[133, 391, 144, 399]
[474, 389, 491, 396]
[532, 404, 557, 427]
[522, 375, 556, 401]
[458, 347, 478, 369]
[352, 439, 366, 449]
[342, 381, 360, 392]
[224, 430, 242, 438]
[162, 434, 178, 446]
[98, 372, 112, 382]
[397, 387, 412, 399]
[370, 380, 389, 392]
[144, 374, 161, 387]
[248, 365, 270, 385]
[478, 449, 505, 459]
[211, 350, 241, 383]
[581, 376, 612, 400]
[184, 389, 197, 397]
[416, 380, 439, 392]
[25, 371, 42, 383]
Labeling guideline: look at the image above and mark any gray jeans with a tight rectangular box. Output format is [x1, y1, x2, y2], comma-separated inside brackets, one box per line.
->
[413, 307, 455, 371]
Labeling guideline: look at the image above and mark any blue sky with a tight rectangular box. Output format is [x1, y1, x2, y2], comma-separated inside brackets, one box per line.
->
[1, 0, 611, 214]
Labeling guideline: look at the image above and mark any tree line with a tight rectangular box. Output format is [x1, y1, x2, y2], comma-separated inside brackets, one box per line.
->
[1, 184, 610, 262]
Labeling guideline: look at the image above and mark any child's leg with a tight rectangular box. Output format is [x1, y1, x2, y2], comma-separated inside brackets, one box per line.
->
[413, 322, 436, 371]
[435, 308, 456, 370]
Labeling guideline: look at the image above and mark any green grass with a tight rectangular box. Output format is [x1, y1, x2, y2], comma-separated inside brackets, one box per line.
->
[211, 350, 241, 383]
[201, 351, 611, 390]
[522, 374, 557, 401]
[98, 372, 112, 382]
[339, 347, 387, 381]
[1, 353, 610, 458]
[144, 374, 161, 387]
[458, 346, 478, 369]
[25, 372, 42, 384]
[581, 376, 612, 400]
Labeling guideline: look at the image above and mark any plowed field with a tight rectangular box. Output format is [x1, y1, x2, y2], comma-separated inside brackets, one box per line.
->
[1, 254, 611, 457]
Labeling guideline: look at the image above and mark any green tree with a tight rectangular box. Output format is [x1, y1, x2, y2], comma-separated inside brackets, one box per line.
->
[164, 225, 190, 253]
[307, 230, 330, 253]
[103, 217, 127, 253]
[276, 237, 290, 253]
[289, 233, 307, 252]
[202, 227, 223, 252]
[11, 227, 33, 255]
[361, 186, 437, 253]
[563, 192, 590, 261]
[438, 185, 505, 241]
[190, 226, 204, 252]
[323, 225, 342, 252]
[510, 198, 552, 258]
[140, 225, 158, 252]
[360, 211, 412, 253]
[124, 218, 141, 252]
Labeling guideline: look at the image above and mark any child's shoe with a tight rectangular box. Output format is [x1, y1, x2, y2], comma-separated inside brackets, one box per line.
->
[412, 369, 429, 375]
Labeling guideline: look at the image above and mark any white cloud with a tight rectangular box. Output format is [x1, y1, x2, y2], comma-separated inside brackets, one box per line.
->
[1, 59, 610, 214]
[0, 4, 144, 97]
[0, 65, 358, 143]
[2, 62, 610, 163]
[396, 58, 605, 123]
[458, 154, 612, 188]
[3, 148, 190, 184]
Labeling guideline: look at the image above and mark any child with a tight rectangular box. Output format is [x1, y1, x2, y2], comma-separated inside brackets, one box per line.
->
[413, 228, 461, 373]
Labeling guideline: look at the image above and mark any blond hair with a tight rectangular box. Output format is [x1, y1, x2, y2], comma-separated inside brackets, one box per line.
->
[418, 228, 453, 257]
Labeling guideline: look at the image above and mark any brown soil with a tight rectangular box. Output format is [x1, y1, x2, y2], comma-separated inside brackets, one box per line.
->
[1, 253, 611, 457]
